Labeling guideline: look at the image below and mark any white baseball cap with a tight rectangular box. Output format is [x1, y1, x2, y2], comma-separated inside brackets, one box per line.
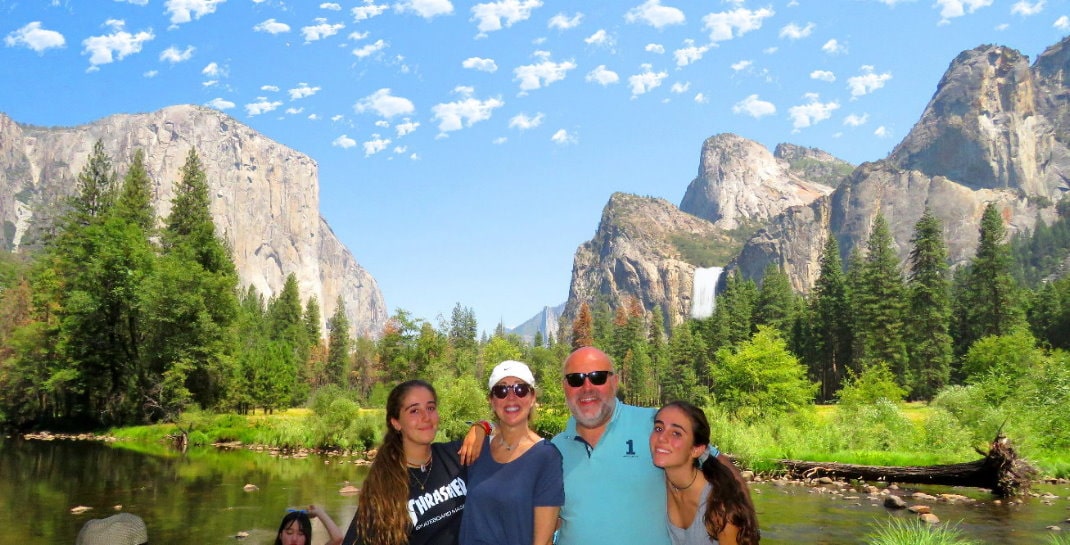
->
[487, 360, 536, 390]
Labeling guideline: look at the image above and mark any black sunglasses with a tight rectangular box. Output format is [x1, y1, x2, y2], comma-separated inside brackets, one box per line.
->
[491, 383, 533, 399]
[564, 371, 613, 388]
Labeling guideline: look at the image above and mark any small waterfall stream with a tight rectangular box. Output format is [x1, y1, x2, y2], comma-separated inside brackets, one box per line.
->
[690, 266, 723, 319]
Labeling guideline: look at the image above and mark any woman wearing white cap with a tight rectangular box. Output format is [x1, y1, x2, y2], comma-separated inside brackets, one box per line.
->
[458, 360, 564, 545]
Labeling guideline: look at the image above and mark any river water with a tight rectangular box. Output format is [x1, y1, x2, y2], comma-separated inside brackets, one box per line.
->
[1, 437, 1066, 544]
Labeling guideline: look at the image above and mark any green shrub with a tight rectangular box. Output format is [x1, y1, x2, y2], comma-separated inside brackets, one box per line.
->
[837, 361, 907, 408]
[532, 407, 568, 438]
[834, 399, 918, 453]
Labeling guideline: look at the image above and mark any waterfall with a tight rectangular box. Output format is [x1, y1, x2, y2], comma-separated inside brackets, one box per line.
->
[690, 266, 723, 319]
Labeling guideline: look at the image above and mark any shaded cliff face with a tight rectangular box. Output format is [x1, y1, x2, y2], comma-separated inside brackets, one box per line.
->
[679, 133, 842, 231]
[563, 192, 729, 328]
[0, 105, 386, 338]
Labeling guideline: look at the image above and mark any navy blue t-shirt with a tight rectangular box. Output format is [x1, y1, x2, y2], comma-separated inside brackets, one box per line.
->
[458, 438, 564, 545]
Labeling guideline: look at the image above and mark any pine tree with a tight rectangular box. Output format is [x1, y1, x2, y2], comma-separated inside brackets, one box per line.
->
[114, 149, 155, 232]
[754, 263, 798, 335]
[854, 214, 908, 380]
[571, 302, 594, 349]
[953, 203, 1025, 355]
[325, 297, 351, 387]
[905, 210, 953, 399]
[808, 235, 853, 402]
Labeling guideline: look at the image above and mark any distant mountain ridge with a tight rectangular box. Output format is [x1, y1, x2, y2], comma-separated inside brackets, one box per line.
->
[0, 105, 387, 338]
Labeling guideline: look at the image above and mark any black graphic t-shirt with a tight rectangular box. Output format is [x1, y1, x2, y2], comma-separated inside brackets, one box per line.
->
[342, 441, 468, 545]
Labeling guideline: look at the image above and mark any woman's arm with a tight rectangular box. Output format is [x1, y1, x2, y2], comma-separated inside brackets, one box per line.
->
[533, 505, 560, 545]
[307, 504, 344, 545]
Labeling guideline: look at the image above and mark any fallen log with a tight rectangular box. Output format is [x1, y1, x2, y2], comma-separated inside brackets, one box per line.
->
[779, 433, 1037, 497]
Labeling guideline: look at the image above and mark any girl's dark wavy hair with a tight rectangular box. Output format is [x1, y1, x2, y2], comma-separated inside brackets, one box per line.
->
[660, 401, 760, 545]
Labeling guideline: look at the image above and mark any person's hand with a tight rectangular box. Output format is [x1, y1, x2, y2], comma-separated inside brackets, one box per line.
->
[306, 505, 324, 519]
[458, 422, 487, 465]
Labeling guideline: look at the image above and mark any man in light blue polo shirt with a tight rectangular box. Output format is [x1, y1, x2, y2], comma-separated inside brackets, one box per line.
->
[552, 346, 732, 545]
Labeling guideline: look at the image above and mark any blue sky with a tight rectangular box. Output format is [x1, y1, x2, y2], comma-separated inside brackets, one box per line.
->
[1, 0, 1067, 333]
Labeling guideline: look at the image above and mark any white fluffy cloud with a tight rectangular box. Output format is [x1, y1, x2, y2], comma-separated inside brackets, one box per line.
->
[82, 20, 154, 68]
[245, 98, 283, 116]
[261, 85, 280, 92]
[321, 2, 342, 10]
[628, 64, 668, 97]
[874, 126, 890, 138]
[779, 22, 814, 40]
[363, 134, 391, 156]
[645, 43, 665, 54]
[847, 66, 892, 97]
[352, 2, 389, 21]
[205, 97, 235, 110]
[625, 0, 685, 29]
[1055, 15, 1070, 30]
[254, 19, 291, 34]
[934, 0, 993, 24]
[302, 19, 345, 42]
[548, 12, 583, 30]
[165, 0, 226, 25]
[788, 93, 840, 130]
[674, 40, 710, 67]
[463, 56, 499, 72]
[822, 39, 846, 55]
[396, 0, 454, 19]
[810, 70, 835, 82]
[4, 22, 66, 52]
[332, 134, 357, 149]
[844, 113, 869, 127]
[431, 88, 505, 133]
[670, 81, 690, 93]
[396, 119, 420, 136]
[1011, 0, 1045, 16]
[703, 7, 774, 42]
[202, 62, 220, 76]
[732, 94, 776, 118]
[509, 112, 544, 130]
[731, 59, 752, 71]
[585, 29, 614, 47]
[353, 39, 387, 59]
[514, 58, 577, 92]
[585, 65, 619, 85]
[471, 0, 543, 34]
[289, 83, 321, 100]
[159, 45, 195, 63]
[354, 88, 415, 118]
[551, 129, 577, 144]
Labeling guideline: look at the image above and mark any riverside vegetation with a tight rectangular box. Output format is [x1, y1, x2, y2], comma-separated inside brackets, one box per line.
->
[2, 145, 1070, 542]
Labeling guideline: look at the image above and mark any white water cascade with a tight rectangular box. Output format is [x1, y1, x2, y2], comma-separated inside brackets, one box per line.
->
[690, 266, 724, 319]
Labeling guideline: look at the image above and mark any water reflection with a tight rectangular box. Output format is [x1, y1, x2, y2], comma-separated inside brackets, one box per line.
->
[1, 437, 1066, 544]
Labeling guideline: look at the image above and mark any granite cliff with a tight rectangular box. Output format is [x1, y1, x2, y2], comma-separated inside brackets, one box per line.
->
[0, 105, 387, 338]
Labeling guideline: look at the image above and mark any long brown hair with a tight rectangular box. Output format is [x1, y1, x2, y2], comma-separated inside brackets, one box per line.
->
[351, 380, 436, 545]
[660, 401, 760, 545]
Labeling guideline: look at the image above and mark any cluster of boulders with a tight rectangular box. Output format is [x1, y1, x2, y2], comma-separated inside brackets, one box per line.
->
[746, 472, 1067, 532]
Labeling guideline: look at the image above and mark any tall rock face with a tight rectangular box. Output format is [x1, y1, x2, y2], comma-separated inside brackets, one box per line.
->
[733, 40, 1070, 292]
[679, 133, 843, 230]
[563, 192, 728, 328]
[0, 105, 387, 338]
[888, 42, 1070, 197]
[507, 303, 565, 344]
